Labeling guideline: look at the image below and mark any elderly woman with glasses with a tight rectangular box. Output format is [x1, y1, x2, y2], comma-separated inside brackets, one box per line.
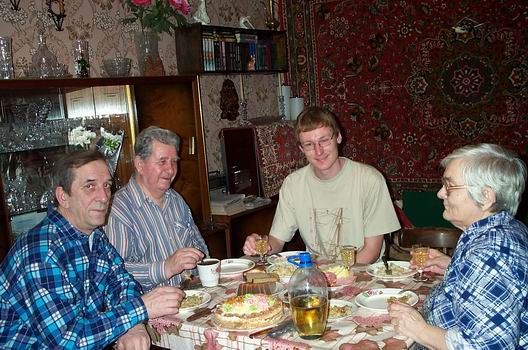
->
[389, 143, 528, 349]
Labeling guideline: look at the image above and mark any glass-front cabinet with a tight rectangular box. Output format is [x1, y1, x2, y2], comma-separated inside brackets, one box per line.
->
[0, 76, 210, 262]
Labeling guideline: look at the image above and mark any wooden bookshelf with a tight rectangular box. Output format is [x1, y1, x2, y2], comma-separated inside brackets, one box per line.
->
[175, 24, 288, 74]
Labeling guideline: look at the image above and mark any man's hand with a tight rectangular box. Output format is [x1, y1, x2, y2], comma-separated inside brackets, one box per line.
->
[243, 233, 285, 256]
[242, 233, 265, 256]
[141, 286, 184, 319]
[114, 324, 150, 350]
[164, 247, 204, 279]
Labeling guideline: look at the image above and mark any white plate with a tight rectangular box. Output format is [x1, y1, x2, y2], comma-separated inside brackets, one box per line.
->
[220, 258, 255, 276]
[266, 251, 306, 264]
[329, 282, 349, 292]
[266, 263, 297, 283]
[179, 290, 211, 313]
[328, 299, 358, 322]
[355, 288, 418, 313]
[366, 261, 415, 280]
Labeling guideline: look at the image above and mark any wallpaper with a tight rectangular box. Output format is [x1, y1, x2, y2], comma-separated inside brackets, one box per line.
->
[0, 0, 282, 173]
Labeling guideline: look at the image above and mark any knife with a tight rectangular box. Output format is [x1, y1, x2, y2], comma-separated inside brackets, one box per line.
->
[249, 318, 293, 339]
[186, 306, 215, 322]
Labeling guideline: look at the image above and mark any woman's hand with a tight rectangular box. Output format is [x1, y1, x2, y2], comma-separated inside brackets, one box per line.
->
[423, 248, 451, 275]
[388, 301, 448, 350]
[388, 302, 427, 340]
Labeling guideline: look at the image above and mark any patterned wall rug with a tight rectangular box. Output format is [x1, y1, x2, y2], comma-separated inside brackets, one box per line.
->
[284, 0, 528, 196]
[254, 122, 307, 198]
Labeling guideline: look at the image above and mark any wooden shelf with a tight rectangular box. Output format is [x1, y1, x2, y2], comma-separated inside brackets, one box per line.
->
[175, 24, 288, 74]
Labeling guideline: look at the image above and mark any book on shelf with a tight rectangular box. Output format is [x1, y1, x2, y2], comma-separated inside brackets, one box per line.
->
[235, 33, 258, 43]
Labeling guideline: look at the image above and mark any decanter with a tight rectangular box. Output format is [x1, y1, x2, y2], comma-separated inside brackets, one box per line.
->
[31, 33, 58, 78]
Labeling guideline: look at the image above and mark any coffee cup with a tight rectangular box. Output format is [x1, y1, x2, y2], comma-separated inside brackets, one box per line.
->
[197, 258, 220, 287]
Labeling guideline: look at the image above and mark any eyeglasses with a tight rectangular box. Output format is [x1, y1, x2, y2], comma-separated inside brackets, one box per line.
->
[300, 134, 335, 152]
[441, 178, 467, 196]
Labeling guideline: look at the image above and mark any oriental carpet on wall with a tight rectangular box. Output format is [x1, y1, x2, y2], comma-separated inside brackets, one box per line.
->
[283, 0, 528, 196]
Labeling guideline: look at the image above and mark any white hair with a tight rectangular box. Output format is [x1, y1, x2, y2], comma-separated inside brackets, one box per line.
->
[440, 143, 527, 215]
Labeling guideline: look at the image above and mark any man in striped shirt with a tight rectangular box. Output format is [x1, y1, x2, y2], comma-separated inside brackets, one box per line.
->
[0, 150, 185, 349]
[106, 126, 208, 291]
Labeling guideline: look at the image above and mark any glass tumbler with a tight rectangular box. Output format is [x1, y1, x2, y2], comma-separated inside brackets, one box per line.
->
[0, 36, 14, 79]
[72, 40, 90, 77]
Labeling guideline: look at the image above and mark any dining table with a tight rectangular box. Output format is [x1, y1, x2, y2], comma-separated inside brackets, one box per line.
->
[146, 256, 440, 350]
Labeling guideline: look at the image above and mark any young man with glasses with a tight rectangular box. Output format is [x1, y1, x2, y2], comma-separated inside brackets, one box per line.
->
[243, 107, 400, 263]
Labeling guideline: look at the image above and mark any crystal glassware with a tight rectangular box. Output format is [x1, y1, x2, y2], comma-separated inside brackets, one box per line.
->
[411, 244, 429, 282]
[0, 36, 14, 79]
[255, 234, 269, 265]
[340, 245, 358, 270]
[32, 33, 58, 78]
[72, 40, 90, 78]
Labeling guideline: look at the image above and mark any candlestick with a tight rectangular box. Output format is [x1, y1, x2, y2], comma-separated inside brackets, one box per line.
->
[239, 74, 245, 100]
[47, 0, 66, 31]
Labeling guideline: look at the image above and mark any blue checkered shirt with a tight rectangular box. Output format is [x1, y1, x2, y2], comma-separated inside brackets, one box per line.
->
[0, 208, 148, 349]
[422, 211, 528, 349]
[106, 176, 209, 291]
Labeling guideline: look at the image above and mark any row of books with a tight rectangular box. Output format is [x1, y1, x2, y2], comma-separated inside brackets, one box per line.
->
[201, 32, 286, 72]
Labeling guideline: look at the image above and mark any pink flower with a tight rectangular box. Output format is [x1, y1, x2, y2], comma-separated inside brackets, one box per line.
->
[131, 0, 152, 6]
[168, 0, 191, 15]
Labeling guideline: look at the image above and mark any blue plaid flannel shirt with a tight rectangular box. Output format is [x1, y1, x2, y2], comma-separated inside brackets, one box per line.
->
[0, 208, 148, 349]
[422, 211, 528, 349]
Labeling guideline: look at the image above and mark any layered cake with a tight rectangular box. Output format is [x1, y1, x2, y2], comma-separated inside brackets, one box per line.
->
[213, 293, 283, 329]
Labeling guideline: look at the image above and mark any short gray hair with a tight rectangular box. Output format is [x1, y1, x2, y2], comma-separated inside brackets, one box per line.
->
[440, 143, 527, 215]
[135, 126, 180, 160]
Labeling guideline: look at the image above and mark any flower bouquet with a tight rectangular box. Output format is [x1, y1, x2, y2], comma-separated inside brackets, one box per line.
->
[122, 0, 191, 75]
[68, 126, 96, 149]
[122, 0, 191, 35]
[96, 127, 124, 176]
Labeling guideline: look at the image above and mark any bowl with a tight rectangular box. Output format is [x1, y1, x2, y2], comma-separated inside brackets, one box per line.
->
[103, 58, 131, 77]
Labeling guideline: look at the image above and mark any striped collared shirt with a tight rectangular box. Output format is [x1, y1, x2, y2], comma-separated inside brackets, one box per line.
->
[106, 176, 209, 291]
[0, 208, 147, 349]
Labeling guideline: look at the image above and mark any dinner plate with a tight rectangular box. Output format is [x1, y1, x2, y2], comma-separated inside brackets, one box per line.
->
[179, 290, 211, 313]
[354, 288, 418, 313]
[266, 263, 297, 283]
[366, 261, 415, 280]
[328, 278, 355, 292]
[220, 258, 255, 276]
[328, 299, 358, 322]
[266, 251, 306, 264]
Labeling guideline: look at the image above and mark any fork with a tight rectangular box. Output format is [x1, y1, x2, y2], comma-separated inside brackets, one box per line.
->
[382, 256, 392, 275]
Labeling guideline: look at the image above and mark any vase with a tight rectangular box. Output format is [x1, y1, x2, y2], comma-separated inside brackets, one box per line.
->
[134, 31, 165, 76]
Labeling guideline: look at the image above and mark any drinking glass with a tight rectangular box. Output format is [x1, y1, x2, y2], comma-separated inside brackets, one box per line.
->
[340, 245, 357, 270]
[411, 244, 429, 281]
[255, 234, 269, 265]
[0, 36, 14, 79]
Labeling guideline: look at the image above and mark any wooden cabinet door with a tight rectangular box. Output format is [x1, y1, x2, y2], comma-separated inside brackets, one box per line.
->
[133, 79, 210, 224]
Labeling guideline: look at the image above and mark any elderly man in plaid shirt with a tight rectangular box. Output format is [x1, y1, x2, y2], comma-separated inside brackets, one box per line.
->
[0, 150, 184, 349]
